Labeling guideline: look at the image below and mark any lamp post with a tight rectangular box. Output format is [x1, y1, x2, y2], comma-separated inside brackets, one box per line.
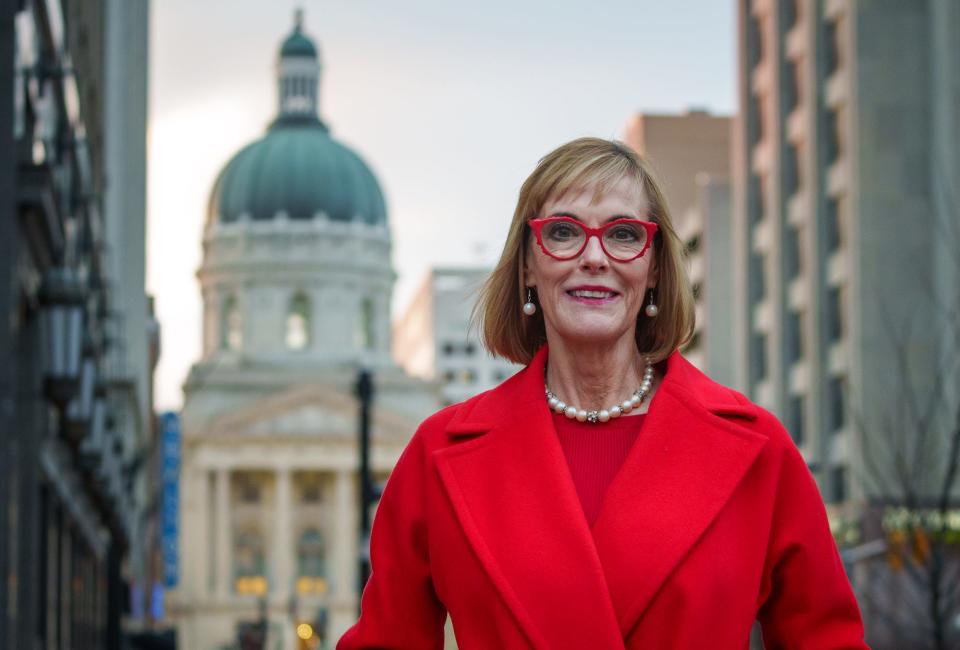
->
[65, 331, 98, 442]
[354, 368, 374, 607]
[38, 266, 85, 411]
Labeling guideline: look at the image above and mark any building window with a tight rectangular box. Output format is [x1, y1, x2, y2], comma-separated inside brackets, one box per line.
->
[787, 394, 805, 446]
[785, 225, 802, 279]
[826, 286, 844, 342]
[780, 0, 798, 29]
[751, 333, 768, 384]
[286, 292, 311, 350]
[783, 144, 800, 198]
[441, 342, 455, 356]
[239, 479, 260, 504]
[830, 465, 847, 503]
[442, 369, 455, 382]
[828, 376, 847, 432]
[824, 19, 840, 74]
[222, 294, 242, 351]
[749, 252, 766, 303]
[787, 310, 804, 363]
[356, 297, 376, 350]
[234, 529, 267, 595]
[747, 11, 763, 69]
[783, 61, 799, 114]
[464, 342, 476, 356]
[301, 482, 322, 503]
[824, 198, 841, 252]
[296, 529, 327, 595]
[459, 369, 476, 384]
[823, 109, 840, 164]
[748, 173, 763, 224]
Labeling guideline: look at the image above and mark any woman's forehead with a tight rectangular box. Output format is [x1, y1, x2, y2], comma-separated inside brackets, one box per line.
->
[543, 176, 648, 212]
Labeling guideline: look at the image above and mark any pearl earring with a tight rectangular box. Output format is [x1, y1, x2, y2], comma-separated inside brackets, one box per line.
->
[523, 288, 537, 316]
[644, 289, 658, 317]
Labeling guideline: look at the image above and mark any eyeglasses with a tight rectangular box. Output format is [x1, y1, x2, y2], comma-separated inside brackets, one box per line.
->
[528, 216, 658, 262]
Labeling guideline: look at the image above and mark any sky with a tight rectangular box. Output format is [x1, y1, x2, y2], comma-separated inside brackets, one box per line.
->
[147, 0, 736, 411]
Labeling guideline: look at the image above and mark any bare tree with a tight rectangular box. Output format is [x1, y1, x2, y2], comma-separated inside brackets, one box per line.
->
[848, 168, 960, 650]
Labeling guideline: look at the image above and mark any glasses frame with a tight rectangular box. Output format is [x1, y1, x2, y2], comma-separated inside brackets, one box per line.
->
[528, 216, 659, 262]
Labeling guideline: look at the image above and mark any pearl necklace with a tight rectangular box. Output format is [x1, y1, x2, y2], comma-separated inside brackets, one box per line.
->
[545, 359, 655, 423]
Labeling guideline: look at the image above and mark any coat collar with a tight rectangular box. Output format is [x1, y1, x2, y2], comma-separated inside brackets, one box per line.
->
[433, 346, 768, 648]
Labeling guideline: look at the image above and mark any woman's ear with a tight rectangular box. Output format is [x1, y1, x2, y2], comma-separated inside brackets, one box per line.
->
[523, 249, 535, 288]
[646, 252, 660, 290]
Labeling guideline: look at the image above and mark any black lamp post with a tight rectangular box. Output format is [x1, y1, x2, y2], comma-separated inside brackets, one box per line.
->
[38, 266, 85, 411]
[65, 331, 98, 441]
[354, 367, 374, 607]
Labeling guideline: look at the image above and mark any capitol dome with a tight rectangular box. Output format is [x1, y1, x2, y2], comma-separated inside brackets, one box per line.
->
[206, 10, 386, 226]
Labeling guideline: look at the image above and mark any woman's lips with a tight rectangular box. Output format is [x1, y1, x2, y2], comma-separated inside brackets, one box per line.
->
[566, 288, 619, 304]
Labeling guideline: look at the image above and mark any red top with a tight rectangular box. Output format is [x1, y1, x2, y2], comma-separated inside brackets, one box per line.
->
[552, 412, 646, 528]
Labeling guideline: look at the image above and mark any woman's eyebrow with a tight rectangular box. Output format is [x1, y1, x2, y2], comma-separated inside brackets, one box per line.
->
[549, 211, 642, 222]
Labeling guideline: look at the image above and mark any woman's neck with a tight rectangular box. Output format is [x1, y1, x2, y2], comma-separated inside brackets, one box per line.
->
[544, 335, 657, 414]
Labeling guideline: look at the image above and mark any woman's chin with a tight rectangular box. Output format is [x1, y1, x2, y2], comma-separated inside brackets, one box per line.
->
[549, 318, 634, 348]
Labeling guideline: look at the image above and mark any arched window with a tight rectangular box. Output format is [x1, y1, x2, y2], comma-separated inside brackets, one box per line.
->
[286, 292, 311, 350]
[221, 294, 242, 351]
[296, 528, 327, 595]
[355, 297, 375, 350]
[234, 529, 267, 595]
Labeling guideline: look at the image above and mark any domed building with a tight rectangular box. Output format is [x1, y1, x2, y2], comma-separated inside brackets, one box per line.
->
[175, 12, 440, 649]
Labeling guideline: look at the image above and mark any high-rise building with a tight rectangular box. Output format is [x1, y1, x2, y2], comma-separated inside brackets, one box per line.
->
[393, 267, 521, 406]
[623, 111, 734, 383]
[175, 13, 439, 649]
[733, 0, 959, 511]
[1, 0, 161, 648]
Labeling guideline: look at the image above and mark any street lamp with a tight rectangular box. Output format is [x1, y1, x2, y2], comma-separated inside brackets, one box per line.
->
[65, 331, 98, 441]
[38, 266, 85, 410]
[354, 367, 374, 603]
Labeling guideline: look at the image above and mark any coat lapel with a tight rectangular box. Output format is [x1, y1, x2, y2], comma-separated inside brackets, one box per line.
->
[434, 347, 768, 647]
[590, 352, 768, 637]
[434, 346, 626, 650]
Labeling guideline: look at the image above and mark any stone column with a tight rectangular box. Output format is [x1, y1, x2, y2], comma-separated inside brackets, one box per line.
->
[333, 469, 356, 598]
[273, 467, 293, 599]
[329, 469, 358, 642]
[190, 467, 210, 599]
[215, 467, 232, 598]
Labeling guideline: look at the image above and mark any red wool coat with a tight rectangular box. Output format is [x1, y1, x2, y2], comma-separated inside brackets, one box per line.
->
[338, 347, 868, 649]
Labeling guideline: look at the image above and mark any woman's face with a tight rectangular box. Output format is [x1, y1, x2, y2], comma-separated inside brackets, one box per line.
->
[524, 176, 658, 350]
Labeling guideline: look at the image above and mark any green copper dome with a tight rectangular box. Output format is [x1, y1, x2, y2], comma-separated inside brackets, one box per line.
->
[280, 8, 317, 58]
[206, 10, 387, 227]
[208, 123, 387, 225]
[280, 32, 317, 58]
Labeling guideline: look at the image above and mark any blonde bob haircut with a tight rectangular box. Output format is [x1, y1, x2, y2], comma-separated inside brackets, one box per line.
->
[475, 137, 695, 366]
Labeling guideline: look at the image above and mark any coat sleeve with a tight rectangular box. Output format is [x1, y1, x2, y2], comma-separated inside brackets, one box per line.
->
[336, 428, 447, 650]
[756, 426, 869, 650]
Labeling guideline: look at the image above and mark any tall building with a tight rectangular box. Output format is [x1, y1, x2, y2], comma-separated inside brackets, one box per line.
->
[1, 1, 161, 648]
[733, 0, 959, 501]
[393, 267, 521, 406]
[175, 13, 438, 649]
[623, 111, 734, 383]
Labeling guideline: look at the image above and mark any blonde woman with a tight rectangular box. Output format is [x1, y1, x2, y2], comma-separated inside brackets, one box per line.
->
[338, 138, 867, 649]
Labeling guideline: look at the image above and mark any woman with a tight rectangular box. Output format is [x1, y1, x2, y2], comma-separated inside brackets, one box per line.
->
[338, 138, 868, 649]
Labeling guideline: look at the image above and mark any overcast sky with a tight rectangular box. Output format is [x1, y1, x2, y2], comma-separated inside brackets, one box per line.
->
[147, 0, 736, 411]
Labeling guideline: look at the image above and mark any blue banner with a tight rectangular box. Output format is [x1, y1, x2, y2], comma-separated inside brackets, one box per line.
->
[160, 411, 180, 588]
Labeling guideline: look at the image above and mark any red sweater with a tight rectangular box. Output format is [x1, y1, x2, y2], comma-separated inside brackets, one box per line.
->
[552, 412, 646, 528]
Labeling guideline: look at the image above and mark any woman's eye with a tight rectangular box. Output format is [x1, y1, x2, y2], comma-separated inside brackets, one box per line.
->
[609, 226, 640, 242]
[547, 224, 577, 240]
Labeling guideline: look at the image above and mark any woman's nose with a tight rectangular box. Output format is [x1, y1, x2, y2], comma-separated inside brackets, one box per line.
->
[578, 235, 609, 270]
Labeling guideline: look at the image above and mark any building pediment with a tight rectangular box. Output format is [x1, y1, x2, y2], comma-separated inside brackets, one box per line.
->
[205, 380, 418, 440]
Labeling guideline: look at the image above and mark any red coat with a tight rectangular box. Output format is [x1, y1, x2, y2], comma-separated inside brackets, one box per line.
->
[338, 347, 868, 649]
